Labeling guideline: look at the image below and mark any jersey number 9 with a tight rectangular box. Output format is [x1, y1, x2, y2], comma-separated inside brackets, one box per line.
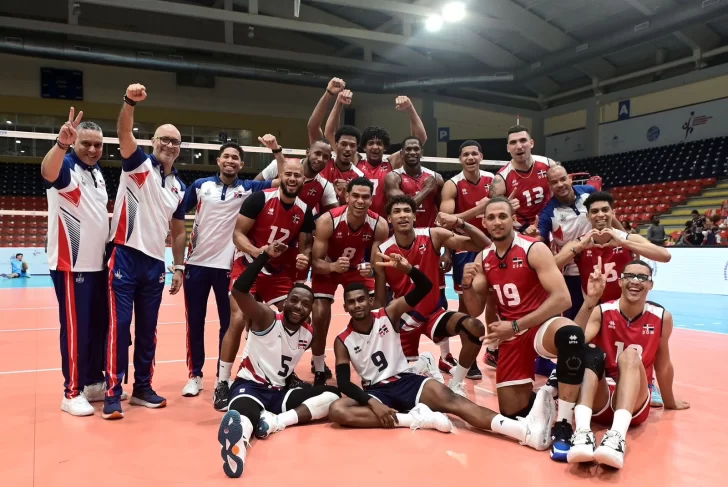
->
[371, 351, 388, 372]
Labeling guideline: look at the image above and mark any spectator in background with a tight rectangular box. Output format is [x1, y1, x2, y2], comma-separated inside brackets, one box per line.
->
[691, 210, 705, 230]
[3, 253, 30, 278]
[684, 220, 704, 246]
[646, 215, 666, 246]
[703, 218, 721, 245]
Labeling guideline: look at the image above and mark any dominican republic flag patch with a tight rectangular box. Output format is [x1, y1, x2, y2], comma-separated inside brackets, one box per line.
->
[643, 324, 655, 335]
[378, 325, 389, 337]
[298, 339, 308, 349]
[512, 257, 524, 268]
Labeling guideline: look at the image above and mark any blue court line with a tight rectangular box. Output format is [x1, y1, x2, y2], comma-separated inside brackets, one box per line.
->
[2, 275, 726, 335]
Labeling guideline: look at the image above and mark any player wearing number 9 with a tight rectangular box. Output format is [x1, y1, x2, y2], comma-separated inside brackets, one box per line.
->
[567, 260, 687, 470]
[216, 243, 340, 479]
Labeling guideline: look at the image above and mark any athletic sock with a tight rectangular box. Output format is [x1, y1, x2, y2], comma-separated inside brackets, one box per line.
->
[574, 404, 593, 431]
[278, 409, 299, 427]
[557, 399, 576, 425]
[439, 340, 451, 357]
[396, 414, 414, 428]
[611, 409, 632, 438]
[451, 365, 468, 386]
[491, 414, 527, 442]
[219, 361, 233, 382]
[410, 357, 428, 374]
[312, 355, 325, 373]
[241, 415, 254, 443]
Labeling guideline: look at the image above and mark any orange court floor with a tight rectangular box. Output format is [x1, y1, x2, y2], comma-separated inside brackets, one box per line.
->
[0, 285, 725, 487]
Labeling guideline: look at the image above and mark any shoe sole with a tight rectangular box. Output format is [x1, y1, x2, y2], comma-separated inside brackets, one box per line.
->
[102, 410, 124, 420]
[533, 392, 555, 451]
[129, 397, 167, 408]
[61, 405, 94, 417]
[594, 448, 624, 469]
[550, 443, 570, 462]
[567, 446, 596, 464]
[466, 372, 483, 380]
[182, 390, 202, 397]
[219, 411, 245, 478]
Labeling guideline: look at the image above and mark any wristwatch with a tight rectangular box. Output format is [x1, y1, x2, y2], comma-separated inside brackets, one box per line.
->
[174, 265, 185, 273]
[511, 320, 520, 334]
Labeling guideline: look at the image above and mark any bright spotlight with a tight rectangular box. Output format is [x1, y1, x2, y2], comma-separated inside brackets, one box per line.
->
[425, 15, 443, 32]
[442, 2, 466, 22]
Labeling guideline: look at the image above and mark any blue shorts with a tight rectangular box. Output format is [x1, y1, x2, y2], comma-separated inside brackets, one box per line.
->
[452, 251, 478, 294]
[229, 379, 296, 414]
[365, 373, 430, 413]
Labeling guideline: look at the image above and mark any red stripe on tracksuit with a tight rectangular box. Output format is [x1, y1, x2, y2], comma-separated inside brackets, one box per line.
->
[184, 286, 193, 379]
[64, 272, 79, 398]
[106, 248, 118, 397]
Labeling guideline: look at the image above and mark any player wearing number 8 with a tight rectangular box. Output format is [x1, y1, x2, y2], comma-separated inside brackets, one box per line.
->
[554, 191, 671, 303]
[567, 260, 688, 469]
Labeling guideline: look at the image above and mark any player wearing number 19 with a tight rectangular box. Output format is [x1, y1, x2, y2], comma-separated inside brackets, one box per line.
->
[554, 191, 671, 303]
[218, 241, 340, 479]
[329, 254, 554, 452]
[567, 260, 688, 469]
[310, 178, 390, 385]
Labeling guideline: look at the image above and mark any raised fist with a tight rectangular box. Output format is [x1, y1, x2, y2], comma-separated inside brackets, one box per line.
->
[395, 96, 413, 111]
[327, 77, 346, 95]
[258, 134, 281, 151]
[338, 90, 353, 106]
[125, 83, 147, 102]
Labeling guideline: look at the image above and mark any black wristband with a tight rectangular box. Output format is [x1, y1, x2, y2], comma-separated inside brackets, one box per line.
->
[326, 88, 334, 96]
[271, 147, 283, 154]
[335, 363, 371, 406]
[123, 95, 136, 106]
[404, 265, 433, 307]
[55, 138, 69, 151]
[512, 320, 520, 334]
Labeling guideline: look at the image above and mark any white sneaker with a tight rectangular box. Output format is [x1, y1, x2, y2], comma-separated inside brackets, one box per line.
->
[520, 388, 555, 451]
[255, 410, 286, 439]
[448, 380, 468, 398]
[568, 428, 597, 463]
[83, 382, 129, 402]
[182, 376, 204, 397]
[409, 403, 454, 433]
[61, 395, 95, 416]
[419, 352, 445, 384]
[594, 430, 626, 469]
[218, 410, 248, 479]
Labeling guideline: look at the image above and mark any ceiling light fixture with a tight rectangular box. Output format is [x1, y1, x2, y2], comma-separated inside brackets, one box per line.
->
[442, 2, 466, 22]
[425, 15, 443, 32]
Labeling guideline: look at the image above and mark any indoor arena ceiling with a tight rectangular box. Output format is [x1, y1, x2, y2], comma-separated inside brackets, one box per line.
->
[2, 0, 728, 110]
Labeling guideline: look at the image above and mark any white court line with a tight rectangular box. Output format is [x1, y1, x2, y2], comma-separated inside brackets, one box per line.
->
[0, 302, 182, 311]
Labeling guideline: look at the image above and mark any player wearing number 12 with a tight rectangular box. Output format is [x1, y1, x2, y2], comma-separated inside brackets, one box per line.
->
[567, 260, 688, 469]
[554, 191, 671, 303]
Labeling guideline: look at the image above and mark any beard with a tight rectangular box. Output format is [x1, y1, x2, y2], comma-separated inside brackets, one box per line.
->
[281, 184, 301, 199]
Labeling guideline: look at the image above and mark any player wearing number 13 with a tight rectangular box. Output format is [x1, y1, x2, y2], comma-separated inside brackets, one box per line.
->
[554, 192, 671, 303]
[567, 260, 688, 469]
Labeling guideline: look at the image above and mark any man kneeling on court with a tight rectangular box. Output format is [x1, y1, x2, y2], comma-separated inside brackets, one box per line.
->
[567, 258, 689, 469]
[329, 252, 554, 450]
[218, 240, 340, 479]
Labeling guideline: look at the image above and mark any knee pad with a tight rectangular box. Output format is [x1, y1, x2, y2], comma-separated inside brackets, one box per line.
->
[455, 316, 484, 345]
[554, 325, 586, 386]
[302, 391, 340, 420]
[503, 391, 536, 420]
[583, 343, 606, 381]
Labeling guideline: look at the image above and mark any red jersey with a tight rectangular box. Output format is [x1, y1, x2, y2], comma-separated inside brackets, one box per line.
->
[450, 170, 494, 232]
[497, 156, 553, 228]
[357, 159, 392, 216]
[595, 299, 664, 380]
[481, 234, 550, 322]
[378, 228, 443, 330]
[299, 173, 338, 215]
[575, 230, 636, 302]
[320, 159, 364, 185]
[326, 206, 381, 269]
[238, 188, 315, 274]
[393, 167, 439, 228]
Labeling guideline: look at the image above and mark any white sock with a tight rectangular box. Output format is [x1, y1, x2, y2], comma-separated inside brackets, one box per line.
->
[611, 409, 632, 438]
[241, 415, 254, 442]
[574, 404, 593, 431]
[491, 414, 527, 442]
[278, 409, 299, 427]
[439, 340, 451, 357]
[557, 399, 576, 425]
[451, 365, 467, 386]
[396, 413, 414, 428]
[410, 357, 428, 374]
[219, 361, 233, 382]
[312, 355, 325, 373]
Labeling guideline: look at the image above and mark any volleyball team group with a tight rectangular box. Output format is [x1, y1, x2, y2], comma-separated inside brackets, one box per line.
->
[41, 78, 688, 479]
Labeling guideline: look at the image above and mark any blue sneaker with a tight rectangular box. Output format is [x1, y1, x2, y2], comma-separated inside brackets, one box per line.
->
[535, 357, 556, 377]
[218, 410, 246, 478]
[102, 396, 124, 420]
[129, 388, 167, 408]
[650, 383, 664, 408]
[550, 419, 573, 462]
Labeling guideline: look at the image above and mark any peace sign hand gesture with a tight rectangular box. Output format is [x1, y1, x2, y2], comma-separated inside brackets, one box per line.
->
[586, 256, 607, 300]
[58, 107, 84, 147]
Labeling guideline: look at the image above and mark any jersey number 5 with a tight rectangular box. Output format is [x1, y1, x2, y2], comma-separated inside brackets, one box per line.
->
[522, 187, 545, 207]
[493, 283, 521, 306]
[371, 351, 388, 372]
[615, 342, 643, 360]
[278, 355, 293, 377]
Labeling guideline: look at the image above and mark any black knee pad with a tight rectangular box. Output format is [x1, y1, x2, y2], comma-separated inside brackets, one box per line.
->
[554, 325, 586, 386]
[455, 316, 484, 345]
[231, 397, 263, 426]
[503, 391, 536, 420]
[584, 343, 606, 380]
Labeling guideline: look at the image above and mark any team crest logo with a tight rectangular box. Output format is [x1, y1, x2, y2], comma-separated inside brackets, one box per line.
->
[643, 324, 655, 335]
[559, 214, 566, 222]
[171, 187, 179, 194]
[308, 188, 318, 196]
[293, 214, 301, 224]
[613, 247, 623, 253]
[512, 257, 523, 268]
[538, 170, 547, 179]
[363, 234, 372, 241]
[75, 273, 84, 284]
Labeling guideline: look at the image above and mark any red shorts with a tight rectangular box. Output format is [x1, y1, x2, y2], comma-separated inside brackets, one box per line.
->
[592, 378, 650, 427]
[495, 317, 559, 389]
[311, 270, 374, 300]
[399, 308, 452, 359]
[229, 257, 293, 305]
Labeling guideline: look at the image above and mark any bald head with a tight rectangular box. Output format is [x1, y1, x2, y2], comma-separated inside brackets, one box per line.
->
[547, 164, 574, 202]
[154, 124, 181, 140]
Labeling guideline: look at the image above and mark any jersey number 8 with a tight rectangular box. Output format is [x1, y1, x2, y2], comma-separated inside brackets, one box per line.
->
[341, 247, 356, 260]
[493, 283, 521, 306]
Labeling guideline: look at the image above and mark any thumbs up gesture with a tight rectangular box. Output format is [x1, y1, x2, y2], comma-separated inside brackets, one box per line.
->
[524, 215, 540, 238]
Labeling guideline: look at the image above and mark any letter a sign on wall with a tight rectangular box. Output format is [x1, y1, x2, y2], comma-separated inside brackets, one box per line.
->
[618, 100, 631, 120]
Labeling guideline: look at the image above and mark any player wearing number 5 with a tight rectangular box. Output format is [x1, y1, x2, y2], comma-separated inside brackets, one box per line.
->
[567, 260, 688, 469]
[310, 178, 390, 385]
[554, 191, 671, 303]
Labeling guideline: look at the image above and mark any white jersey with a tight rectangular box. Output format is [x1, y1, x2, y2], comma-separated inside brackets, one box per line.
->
[108, 147, 186, 262]
[236, 313, 314, 388]
[337, 308, 411, 387]
[43, 152, 109, 272]
[180, 175, 271, 270]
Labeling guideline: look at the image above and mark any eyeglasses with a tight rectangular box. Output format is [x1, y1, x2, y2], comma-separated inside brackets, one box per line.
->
[620, 273, 652, 282]
[154, 136, 182, 147]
